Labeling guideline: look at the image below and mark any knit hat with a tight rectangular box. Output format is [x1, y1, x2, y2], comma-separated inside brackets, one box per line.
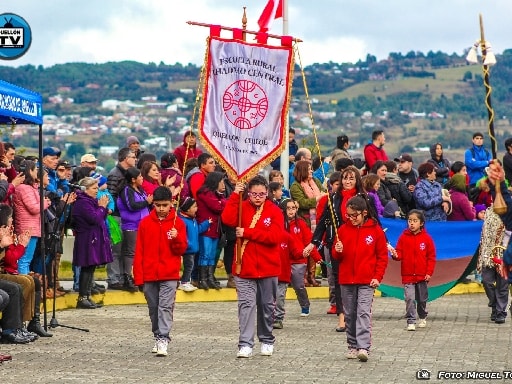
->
[450, 174, 467, 192]
[475, 204, 486, 215]
[180, 196, 196, 212]
[126, 136, 140, 146]
[91, 172, 107, 187]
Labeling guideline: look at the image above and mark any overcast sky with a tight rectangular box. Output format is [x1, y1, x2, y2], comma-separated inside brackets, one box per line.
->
[3, 0, 511, 68]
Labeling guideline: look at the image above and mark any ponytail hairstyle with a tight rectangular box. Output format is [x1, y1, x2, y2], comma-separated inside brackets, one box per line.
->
[346, 194, 380, 223]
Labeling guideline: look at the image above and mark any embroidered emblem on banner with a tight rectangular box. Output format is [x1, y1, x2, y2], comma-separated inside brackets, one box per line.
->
[223, 80, 268, 129]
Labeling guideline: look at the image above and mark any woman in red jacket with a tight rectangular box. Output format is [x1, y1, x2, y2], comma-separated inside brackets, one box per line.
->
[332, 195, 388, 362]
[390, 209, 436, 331]
[221, 175, 283, 358]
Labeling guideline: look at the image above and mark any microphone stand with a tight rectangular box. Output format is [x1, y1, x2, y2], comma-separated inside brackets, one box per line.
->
[48, 187, 89, 332]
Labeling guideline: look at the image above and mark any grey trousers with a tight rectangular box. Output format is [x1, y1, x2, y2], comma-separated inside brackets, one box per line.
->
[404, 281, 428, 324]
[482, 266, 510, 317]
[106, 216, 123, 285]
[275, 282, 288, 322]
[235, 276, 277, 348]
[143, 280, 177, 341]
[291, 264, 310, 309]
[324, 247, 336, 306]
[341, 284, 375, 351]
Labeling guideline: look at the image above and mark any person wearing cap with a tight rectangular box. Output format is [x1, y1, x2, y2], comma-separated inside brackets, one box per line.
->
[363, 130, 388, 171]
[173, 131, 203, 173]
[42, 147, 62, 196]
[80, 154, 99, 171]
[126, 136, 144, 160]
[464, 132, 492, 187]
[395, 154, 419, 193]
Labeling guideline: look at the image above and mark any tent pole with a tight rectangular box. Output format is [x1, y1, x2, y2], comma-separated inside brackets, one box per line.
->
[38, 123, 48, 330]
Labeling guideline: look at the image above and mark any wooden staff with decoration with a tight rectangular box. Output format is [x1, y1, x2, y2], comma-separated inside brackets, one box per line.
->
[466, 14, 506, 215]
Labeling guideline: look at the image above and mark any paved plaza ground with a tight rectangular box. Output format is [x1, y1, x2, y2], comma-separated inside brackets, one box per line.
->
[1, 292, 511, 383]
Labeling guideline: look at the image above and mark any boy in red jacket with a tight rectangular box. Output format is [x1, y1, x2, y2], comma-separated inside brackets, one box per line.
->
[332, 195, 388, 362]
[390, 209, 436, 331]
[133, 187, 188, 357]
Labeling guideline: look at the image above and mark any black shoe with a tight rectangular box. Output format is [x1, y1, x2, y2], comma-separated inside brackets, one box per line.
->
[335, 327, 346, 332]
[108, 282, 124, 290]
[94, 283, 106, 294]
[1, 330, 30, 344]
[495, 316, 506, 324]
[27, 319, 53, 337]
[87, 298, 103, 308]
[76, 297, 96, 309]
[91, 287, 101, 295]
[491, 310, 497, 322]
[123, 276, 138, 292]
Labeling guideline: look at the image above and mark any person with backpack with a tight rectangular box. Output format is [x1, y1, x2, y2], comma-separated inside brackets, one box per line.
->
[464, 132, 492, 187]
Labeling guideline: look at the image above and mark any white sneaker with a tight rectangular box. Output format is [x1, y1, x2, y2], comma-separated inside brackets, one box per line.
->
[151, 340, 158, 353]
[407, 323, 416, 331]
[260, 343, 274, 356]
[345, 348, 358, 359]
[236, 346, 253, 358]
[156, 339, 168, 356]
[180, 282, 198, 292]
[418, 318, 427, 328]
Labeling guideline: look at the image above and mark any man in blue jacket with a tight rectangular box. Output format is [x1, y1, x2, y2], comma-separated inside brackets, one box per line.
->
[465, 132, 492, 187]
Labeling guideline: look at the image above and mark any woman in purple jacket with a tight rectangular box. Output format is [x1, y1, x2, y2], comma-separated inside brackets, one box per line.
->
[196, 171, 227, 289]
[73, 177, 113, 309]
[448, 174, 476, 221]
[117, 167, 153, 291]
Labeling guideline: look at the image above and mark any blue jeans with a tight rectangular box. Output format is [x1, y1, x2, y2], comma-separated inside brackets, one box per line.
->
[198, 236, 218, 267]
[18, 237, 38, 275]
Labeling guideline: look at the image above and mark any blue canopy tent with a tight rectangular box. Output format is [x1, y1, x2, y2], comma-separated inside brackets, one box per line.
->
[0, 80, 48, 329]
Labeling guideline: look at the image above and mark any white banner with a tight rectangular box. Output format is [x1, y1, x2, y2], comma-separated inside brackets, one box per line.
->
[199, 36, 293, 180]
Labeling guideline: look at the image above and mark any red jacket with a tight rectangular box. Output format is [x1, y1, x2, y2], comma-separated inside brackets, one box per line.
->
[363, 143, 388, 171]
[278, 230, 304, 283]
[288, 218, 321, 264]
[133, 208, 188, 285]
[3, 243, 26, 274]
[188, 170, 207, 200]
[221, 193, 283, 279]
[394, 228, 436, 284]
[196, 189, 226, 238]
[332, 218, 388, 284]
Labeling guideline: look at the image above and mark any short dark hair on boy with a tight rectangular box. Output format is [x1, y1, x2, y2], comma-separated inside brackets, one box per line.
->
[153, 186, 172, 201]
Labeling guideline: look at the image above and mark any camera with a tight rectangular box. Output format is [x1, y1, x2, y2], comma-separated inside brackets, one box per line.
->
[416, 369, 431, 380]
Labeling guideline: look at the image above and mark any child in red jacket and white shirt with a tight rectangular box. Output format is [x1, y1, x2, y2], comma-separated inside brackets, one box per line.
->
[332, 195, 388, 362]
[133, 187, 188, 357]
[390, 209, 436, 331]
[281, 198, 322, 317]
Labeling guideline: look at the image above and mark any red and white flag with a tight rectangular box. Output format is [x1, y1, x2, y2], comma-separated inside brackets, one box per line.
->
[257, 0, 283, 33]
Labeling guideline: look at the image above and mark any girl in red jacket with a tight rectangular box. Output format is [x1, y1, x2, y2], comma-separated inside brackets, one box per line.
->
[133, 187, 188, 357]
[332, 195, 388, 362]
[281, 198, 322, 317]
[390, 209, 436, 331]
